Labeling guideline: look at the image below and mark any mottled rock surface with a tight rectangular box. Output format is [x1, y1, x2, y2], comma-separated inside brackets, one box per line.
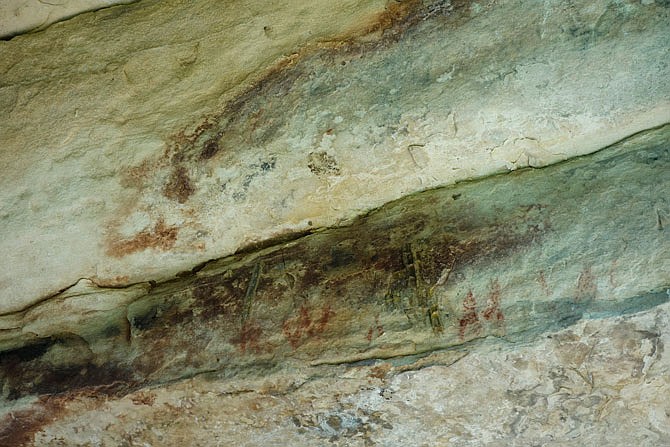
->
[1, 124, 669, 445]
[1, 0, 668, 313]
[0, 0, 136, 39]
[0, 0, 669, 445]
[9, 301, 667, 446]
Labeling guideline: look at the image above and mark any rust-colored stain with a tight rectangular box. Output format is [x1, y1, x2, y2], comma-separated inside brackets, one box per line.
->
[361, 0, 421, 36]
[119, 154, 175, 191]
[107, 218, 179, 257]
[482, 279, 504, 323]
[366, 317, 385, 343]
[163, 166, 195, 203]
[459, 290, 481, 340]
[282, 304, 335, 348]
[0, 396, 64, 446]
[93, 274, 130, 287]
[231, 321, 265, 354]
[482, 279, 505, 336]
[368, 363, 391, 380]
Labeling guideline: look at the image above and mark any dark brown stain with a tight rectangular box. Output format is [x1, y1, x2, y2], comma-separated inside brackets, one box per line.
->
[191, 269, 251, 322]
[163, 166, 195, 203]
[200, 138, 220, 160]
[22, 364, 133, 401]
[0, 396, 65, 447]
[230, 321, 264, 354]
[154, 0, 457, 168]
[107, 218, 179, 257]
[458, 290, 481, 340]
[282, 304, 335, 349]
[0, 339, 137, 400]
[4, 176, 551, 403]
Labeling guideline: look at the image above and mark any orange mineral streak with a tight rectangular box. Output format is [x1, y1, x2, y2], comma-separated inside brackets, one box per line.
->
[107, 218, 179, 258]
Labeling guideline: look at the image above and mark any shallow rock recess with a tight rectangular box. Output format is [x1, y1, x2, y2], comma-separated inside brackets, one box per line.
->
[1, 0, 668, 314]
[0, 0, 669, 445]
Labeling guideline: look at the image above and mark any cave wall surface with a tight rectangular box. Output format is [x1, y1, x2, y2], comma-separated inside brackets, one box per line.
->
[0, 0, 669, 445]
[0, 0, 137, 39]
[1, 0, 668, 314]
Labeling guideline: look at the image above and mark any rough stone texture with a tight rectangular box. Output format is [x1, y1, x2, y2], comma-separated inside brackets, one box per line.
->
[1, 123, 669, 363]
[1, 0, 669, 445]
[1, 0, 668, 314]
[0, 124, 669, 444]
[0, 0, 136, 39]
[3, 301, 669, 446]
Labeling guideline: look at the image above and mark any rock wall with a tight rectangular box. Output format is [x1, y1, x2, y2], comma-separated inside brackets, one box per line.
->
[0, 0, 668, 445]
[0, 0, 137, 39]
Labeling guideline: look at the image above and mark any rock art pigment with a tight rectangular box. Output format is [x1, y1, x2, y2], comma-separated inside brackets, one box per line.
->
[0, 0, 669, 445]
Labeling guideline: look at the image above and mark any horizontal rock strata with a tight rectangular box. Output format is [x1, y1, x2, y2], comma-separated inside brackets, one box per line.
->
[5, 301, 669, 446]
[1, 0, 668, 313]
[1, 124, 668, 403]
[0, 0, 137, 39]
[1, 0, 669, 445]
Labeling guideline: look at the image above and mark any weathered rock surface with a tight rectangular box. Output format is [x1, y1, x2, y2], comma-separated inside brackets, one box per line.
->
[0, 124, 668, 445]
[1, 0, 669, 445]
[1, 0, 668, 314]
[6, 300, 668, 446]
[0, 1, 138, 39]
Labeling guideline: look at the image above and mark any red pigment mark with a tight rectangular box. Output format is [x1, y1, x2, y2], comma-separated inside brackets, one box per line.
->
[366, 317, 384, 343]
[482, 279, 504, 323]
[537, 270, 551, 296]
[310, 305, 335, 336]
[283, 305, 311, 348]
[231, 321, 264, 354]
[458, 290, 481, 340]
[483, 279, 505, 336]
[282, 304, 334, 348]
[163, 165, 195, 203]
[576, 266, 597, 301]
[107, 218, 179, 257]
[0, 396, 65, 446]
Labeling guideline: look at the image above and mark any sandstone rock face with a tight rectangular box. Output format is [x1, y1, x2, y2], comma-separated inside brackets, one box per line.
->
[12, 301, 670, 446]
[0, 0, 668, 445]
[1, 0, 668, 314]
[0, 0, 136, 39]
